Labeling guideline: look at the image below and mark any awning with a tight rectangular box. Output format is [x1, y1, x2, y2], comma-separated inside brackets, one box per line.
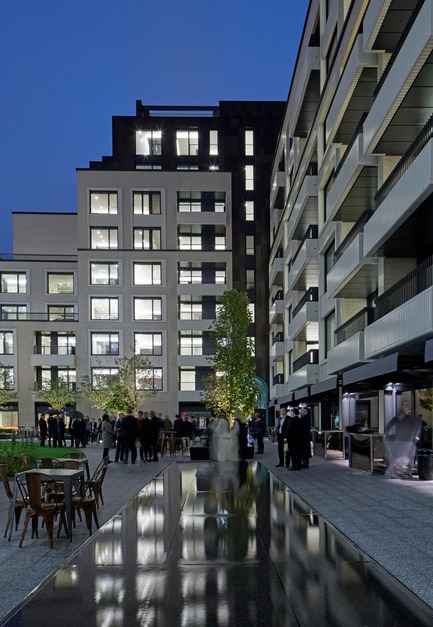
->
[276, 391, 294, 406]
[343, 353, 398, 386]
[425, 339, 433, 362]
[295, 387, 310, 401]
[310, 376, 338, 396]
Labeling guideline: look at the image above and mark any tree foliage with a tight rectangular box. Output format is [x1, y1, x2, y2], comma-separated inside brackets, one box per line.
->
[33, 377, 79, 411]
[0, 364, 18, 409]
[80, 352, 158, 414]
[202, 289, 258, 423]
[419, 388, 433, 411]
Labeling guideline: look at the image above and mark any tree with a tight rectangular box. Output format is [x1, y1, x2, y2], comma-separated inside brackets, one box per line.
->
[202, 289, 259, 424]
[33, 377, 79, 411]
[0, 364, 18, 410]
[80, 352, 158, 414]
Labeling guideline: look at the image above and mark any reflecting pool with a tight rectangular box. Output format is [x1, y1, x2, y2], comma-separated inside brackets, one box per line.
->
[3, 461, 433, 626]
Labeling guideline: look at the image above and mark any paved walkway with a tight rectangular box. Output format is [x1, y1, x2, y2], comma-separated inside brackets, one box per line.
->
[0, 439, 432, 623]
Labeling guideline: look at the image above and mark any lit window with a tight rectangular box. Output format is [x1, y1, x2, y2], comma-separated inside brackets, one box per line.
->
[176, 130, 198, 156]
[0, 305, 27, 320]
[180, 367, 195, 391]
[91, 368, 119, 388]
[246, 270, 255, 290]
[133, 263, 162, 285]
[179, 331, 203, 356]
[47, 273, 74, 294]
[134, 298, 162, 321]
[90, 228, 118, 250]
[245, 201, 254, 221]
[136, 130, 162, 156]
[47, 305, 75, 321]
[0, 332, 13, 355]
[137, 368, 163, 391]
[0, 366, 14, 390]
[0, 273, 27, 294]
[179, 297, 202, 320]
[90, 298, 119, 320]
[90, 262, 119, 285]
[35, 332, 75, 355]
[90, 192, 118, 214]
[178, 225, 202, 250]
[36, 367, 76, 389]
[215, 270, 226, 285]
[246, 235, 254, 255]
[209, 130, 218, 155]
[245, 130, 254, 156]
[245, 165, 254, 190]
[135, 333, 162, 356]
[91, 333, 119, 356]
[325, 311, 336, 357]
[133, 192, 161, 215]
[248, 303, 255, 323]
[215, 236, 226, 251]
[178, 268, 202, 284]
[133, 228, 161, 250]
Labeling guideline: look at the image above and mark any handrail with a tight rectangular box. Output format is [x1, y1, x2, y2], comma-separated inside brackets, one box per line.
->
[289, 225, 318, 269]
[334, 113, 368, 179]
[335, 307, 375, 344]
[292, 287, 319, 319]
[334, 211, 373, 261]
[293, 349, 319, 372]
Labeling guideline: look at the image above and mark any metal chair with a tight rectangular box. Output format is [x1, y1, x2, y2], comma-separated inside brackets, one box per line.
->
[0, 464, 28, 537]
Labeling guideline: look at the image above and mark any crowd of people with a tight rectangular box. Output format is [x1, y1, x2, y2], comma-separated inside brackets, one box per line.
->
[275, 404, 311, 471]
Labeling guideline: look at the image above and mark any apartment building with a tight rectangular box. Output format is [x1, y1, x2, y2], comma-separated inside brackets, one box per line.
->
[0, 101, 284, 427]
[269, 0, 433, 435]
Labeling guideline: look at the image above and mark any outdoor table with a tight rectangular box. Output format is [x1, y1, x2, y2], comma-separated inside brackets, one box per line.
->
[54, 457, 91, 480]
[9, 468, 84, 542]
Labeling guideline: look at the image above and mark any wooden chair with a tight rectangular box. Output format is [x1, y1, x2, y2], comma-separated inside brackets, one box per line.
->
[21, 454, 36, 470]
[61, 451, 86, 460]
[17, 472, 69, 549]
[62, 459, 99, 536]
[35, 458, 64, 469]
[85, 458, 109, 508]
[0, 464, 28, 537]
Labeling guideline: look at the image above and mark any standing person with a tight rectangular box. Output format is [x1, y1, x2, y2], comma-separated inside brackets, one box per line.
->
[69, 416, 78, 447]
[384, 404, 424, 478]
[89, 418, 98, 443]
[163, 415, 173, 431]
[276, 407, 290, 467]
[114, 413, 125, 462]
[299, 403, 311, 468]
[78, 416, 87, 448]
[136, 411, 144, 461]
[38, 413, 47, 447]
[181, 416, 193, 450]
[254, 412, 265, 454]
[232, 408, 248, 461]
[141, 411, 153, 462]
[101, 414, 115, 462]
[285, 407, 303, 471]
[47, 414, 58, 448]
[150, 410, 162, 461]
[57, 413, 66, 448]
[122, 409, 138, 464]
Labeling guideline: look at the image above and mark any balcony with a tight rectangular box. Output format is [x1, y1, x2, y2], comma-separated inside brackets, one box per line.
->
[326, 34, 378, 145]
[325, 133, 377, 224]
[286, 231, 318, 293]
[288, 38, 320, 138]
[363, 1, 433, 156]
[293, 349, 318, 372]
[287, 302, 318, 343]
[364, 122, 433, 258]
[31, 345, 76, 367]
[269, 253, 284, 287]
[288, 359, 318, 391]
[326, 233, 378, 299]
[271, 332, 285, 361]
[286, 176, 318, 243]
[270, 372, 285, 401]
[327, 333, 366, 374]
[270, 171, 286, 210]
[269, 299, 284, 324]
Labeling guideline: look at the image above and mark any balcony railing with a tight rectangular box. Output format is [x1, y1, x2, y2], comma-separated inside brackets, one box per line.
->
[1, 312, 78, 322]
[292, 287, 319, 319]
[33, 346, 76, 355]
[375, 253, 433, 321]
[375, 110, 433, 208]
[293, 349, 319, 373]
[334, 211, 373, 261]
[335, 307, 375, 344]
[334, 113, 368, 179]
[273, 373, 284, 385]
[289, 225, 318, 270]
[272, 290, 284, 304]
[373, 0, 425, 98]
[272, 332, 284, 344]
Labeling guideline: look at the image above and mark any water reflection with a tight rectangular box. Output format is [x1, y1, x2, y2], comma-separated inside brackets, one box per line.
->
[4, 461, 433, 626]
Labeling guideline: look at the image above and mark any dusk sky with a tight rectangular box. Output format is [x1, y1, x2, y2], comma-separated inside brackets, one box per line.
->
[0, 0, 309, 254]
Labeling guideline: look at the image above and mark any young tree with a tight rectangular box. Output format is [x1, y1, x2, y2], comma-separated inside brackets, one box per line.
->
[0, 364, 18, 409]
[33, 376, 79, 411]
[202, 289, 258, 423]
[80, 352, 158, 414]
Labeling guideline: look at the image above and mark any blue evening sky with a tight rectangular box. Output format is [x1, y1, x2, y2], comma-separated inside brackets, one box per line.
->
[0, 0, 309, 254]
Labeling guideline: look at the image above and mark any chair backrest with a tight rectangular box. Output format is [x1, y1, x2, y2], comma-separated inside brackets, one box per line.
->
[0, 464, 14, 501]
[62, 459, 82, 470]
[21, 454, 36, 470]
[62, 452, 86, 459]
[36, 458, 64, 469]
[25, 473, 44, 509]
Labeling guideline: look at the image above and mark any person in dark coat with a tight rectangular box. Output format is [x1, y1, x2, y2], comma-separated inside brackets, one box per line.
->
[276, 407, 290, 467]
[150, 410, 162, 461]
[298, 403, 311, 468]
[122, 409, 138, 464]
[253, 412, 265, 454]
[47, 414, 58, 447]
[38, 413, 48, 447]
[141, 411, 153, 462]
[57, 414, 66, 447]
[285, 407, 303, 471]
[114, 413, 125, 462]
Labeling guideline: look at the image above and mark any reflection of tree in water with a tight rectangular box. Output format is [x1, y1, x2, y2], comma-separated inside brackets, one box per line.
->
[203, 465, 260, 561]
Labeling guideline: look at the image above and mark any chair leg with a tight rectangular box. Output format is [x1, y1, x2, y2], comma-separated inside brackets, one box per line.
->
[19, 512, 32, 548]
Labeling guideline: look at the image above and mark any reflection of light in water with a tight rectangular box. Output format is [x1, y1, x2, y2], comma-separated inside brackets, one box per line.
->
[53, 565, 79, 588]
[136, 536, 165, 562]
[306, 526, 320, 554]
[94, 576, 125, 604]
[94, 540, 123, 565]
[182, 572, 206, 597]
[96, 607, 123, 627]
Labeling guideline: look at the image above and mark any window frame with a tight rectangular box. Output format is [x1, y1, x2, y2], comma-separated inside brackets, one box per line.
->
[0, 272, 27, 294]
[133, 191, 161, 215]
[90, 297, 119, 321]
[90, 262, 119, 286]
[133, 297, 162, 321]
[47, 272, 74, 295]
[90, 227, 118, 250]
[133, 227, 161, 251]
[89, 191, 118, 215]
[133, 262, 162, 286]
[91, 332, 120, 356]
